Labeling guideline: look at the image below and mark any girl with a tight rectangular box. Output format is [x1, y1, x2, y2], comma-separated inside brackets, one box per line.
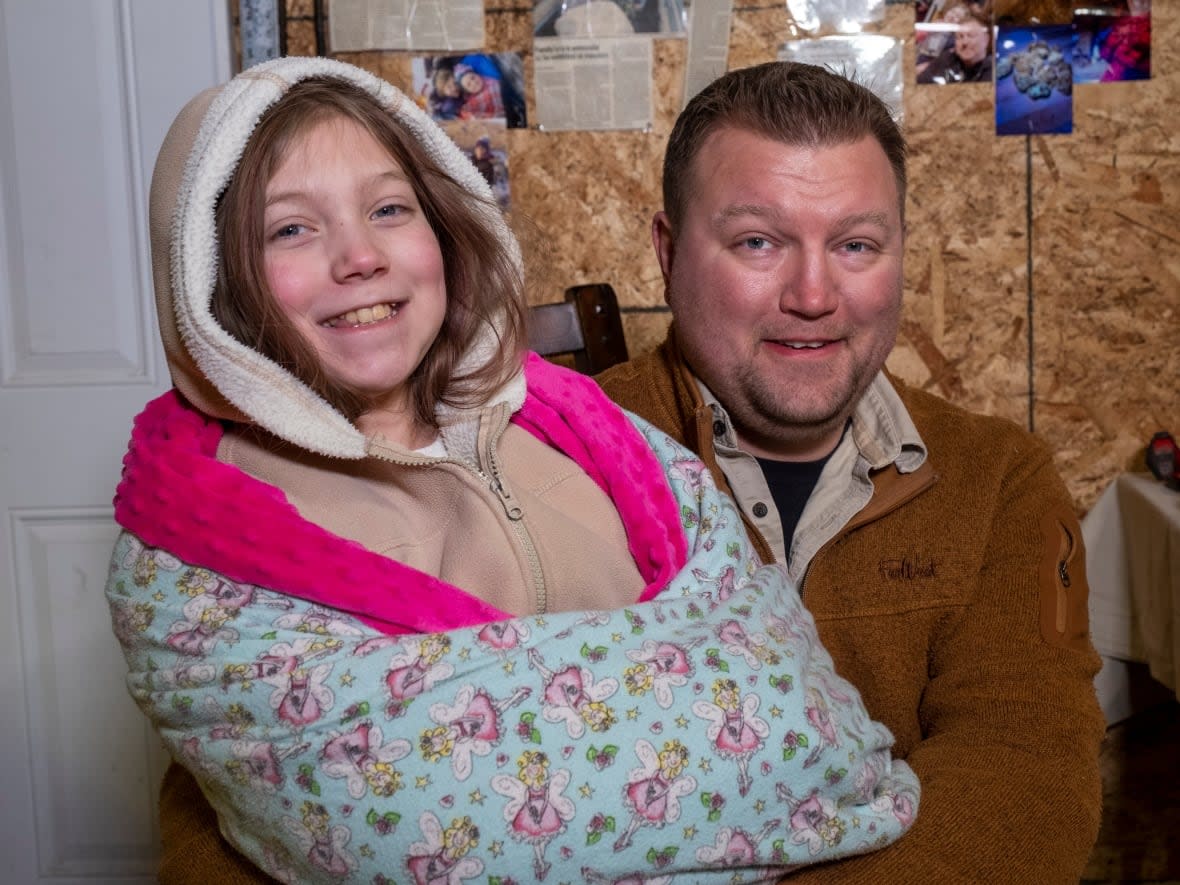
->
[106, 57, 918, 884]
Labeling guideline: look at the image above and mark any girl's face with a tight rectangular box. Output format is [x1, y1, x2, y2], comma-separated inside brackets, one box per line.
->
[262, 116, 446, 441]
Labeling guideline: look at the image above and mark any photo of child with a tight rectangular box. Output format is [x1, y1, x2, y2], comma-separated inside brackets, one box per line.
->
[454, 61, 504, 120]
[455, 125, 512, 212]
[413, 53, 528, 129]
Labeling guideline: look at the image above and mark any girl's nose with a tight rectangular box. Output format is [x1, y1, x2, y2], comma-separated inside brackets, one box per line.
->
[330, 223, 386, 282]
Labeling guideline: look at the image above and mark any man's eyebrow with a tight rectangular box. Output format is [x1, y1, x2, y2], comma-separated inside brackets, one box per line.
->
[832, 210, 893, 234]
[709, 206, 896, 234]
[710, 204, 778, 229]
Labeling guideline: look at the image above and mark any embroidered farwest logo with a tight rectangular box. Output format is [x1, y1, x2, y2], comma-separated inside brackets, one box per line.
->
[878, 556, 939, 581]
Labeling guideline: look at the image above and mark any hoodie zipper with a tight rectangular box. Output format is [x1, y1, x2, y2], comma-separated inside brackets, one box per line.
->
[478, 440, 548, 615]
[369, 409, 549, 616]
[477, 405, 548, 615]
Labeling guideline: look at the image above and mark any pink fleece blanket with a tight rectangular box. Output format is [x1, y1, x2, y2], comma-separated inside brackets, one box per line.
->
[112, 353, 686, 634]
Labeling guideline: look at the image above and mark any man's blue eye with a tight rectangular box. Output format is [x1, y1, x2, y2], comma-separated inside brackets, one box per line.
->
[743, 237, 768, 250]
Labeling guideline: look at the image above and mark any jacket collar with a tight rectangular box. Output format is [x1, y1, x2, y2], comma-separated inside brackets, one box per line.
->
[662, 326, 937, 551]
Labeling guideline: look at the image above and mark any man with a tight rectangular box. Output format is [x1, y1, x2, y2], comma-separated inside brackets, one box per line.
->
[597, 61, 1104, 883]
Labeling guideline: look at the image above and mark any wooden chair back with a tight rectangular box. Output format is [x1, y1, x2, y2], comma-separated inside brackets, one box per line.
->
[528, 283, 629, 375]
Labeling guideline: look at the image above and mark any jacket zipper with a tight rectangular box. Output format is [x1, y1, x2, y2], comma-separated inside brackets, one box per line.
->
[366, 410, 549, 615]
[477, 405, 548, 615]
[1053, 518, 1076, 634]
[480, 443, 548, 615]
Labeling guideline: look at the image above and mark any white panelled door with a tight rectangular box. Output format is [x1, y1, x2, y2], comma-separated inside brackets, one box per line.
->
[0, 2, 231, 881]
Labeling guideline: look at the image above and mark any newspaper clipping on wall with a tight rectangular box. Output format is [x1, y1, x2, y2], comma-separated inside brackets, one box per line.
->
[534, 36, 654, 131]
[329, 0, 484, 51]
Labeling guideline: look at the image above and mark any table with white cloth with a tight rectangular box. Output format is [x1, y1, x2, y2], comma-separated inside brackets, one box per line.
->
[1083, 472, 1180, 725]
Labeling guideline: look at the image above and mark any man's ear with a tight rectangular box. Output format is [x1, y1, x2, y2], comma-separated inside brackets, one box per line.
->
[652, 211, 675, 304]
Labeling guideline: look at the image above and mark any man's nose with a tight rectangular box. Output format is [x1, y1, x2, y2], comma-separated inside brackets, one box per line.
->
[778, 252, 838, 317]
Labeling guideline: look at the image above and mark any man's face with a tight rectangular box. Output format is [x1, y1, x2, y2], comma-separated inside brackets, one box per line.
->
[955, 20, 990, 66]
[656, 127, 905, 460]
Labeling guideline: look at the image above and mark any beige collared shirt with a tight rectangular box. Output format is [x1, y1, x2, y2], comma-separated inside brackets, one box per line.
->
[698, 373, 928, 585]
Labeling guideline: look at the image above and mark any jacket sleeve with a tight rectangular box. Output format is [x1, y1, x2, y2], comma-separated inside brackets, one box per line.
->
[776, 438, 1105, 885]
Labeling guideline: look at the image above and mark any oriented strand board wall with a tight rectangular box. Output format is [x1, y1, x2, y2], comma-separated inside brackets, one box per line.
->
[265, 0, 1179, 512]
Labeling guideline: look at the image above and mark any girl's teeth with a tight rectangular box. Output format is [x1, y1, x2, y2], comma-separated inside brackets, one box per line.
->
[327, 303, 395, 327]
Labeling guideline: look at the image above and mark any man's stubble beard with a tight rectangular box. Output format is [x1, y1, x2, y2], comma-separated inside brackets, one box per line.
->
[725, 359, 870, 457]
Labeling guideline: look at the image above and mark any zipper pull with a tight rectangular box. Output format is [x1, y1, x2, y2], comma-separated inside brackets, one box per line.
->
[488, 472, 523, 520]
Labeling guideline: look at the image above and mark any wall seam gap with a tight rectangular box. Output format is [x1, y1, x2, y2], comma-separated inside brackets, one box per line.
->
[1025, 135, 1035, 435]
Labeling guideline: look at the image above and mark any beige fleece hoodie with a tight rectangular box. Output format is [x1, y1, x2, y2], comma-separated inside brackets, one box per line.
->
[148, 57, 643, 616]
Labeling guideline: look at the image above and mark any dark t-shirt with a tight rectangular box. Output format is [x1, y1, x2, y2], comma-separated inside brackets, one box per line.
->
[755, 453, 833, 551]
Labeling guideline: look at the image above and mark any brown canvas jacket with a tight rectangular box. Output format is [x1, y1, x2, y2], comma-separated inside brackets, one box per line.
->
[596, 329, 1106, 884]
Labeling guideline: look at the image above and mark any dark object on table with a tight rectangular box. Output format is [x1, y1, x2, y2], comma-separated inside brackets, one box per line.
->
[1144, 431, 1179, 489]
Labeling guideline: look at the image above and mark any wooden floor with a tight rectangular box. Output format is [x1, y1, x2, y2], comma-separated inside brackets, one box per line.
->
[1082, 698, 1180, 884]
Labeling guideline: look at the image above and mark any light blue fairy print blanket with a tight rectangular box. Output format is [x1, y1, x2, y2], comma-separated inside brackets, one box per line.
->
[107, 408, 918, 883]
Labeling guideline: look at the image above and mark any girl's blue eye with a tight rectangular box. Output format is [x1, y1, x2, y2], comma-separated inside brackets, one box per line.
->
[274, 224, 302, 239]
[374, 204, 402, 218]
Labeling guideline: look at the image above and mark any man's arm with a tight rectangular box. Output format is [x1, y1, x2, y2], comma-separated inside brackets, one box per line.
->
[781, 438, 1105, 884]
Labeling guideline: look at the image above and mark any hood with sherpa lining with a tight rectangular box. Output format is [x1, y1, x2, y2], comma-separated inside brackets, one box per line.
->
[149, 57, 525, 459]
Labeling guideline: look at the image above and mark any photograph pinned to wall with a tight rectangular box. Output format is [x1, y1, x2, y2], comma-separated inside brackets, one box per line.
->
[785, 0, 885, 33]
[779, 35, 903, 122]
[995, 23, 1073, 135]
[1072, 0, 1151, 84]
[411, 53, 528, 129]
[533, 0, 687, 38]
[442, 120, 512, 212]
[915, 1, 995, 84]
